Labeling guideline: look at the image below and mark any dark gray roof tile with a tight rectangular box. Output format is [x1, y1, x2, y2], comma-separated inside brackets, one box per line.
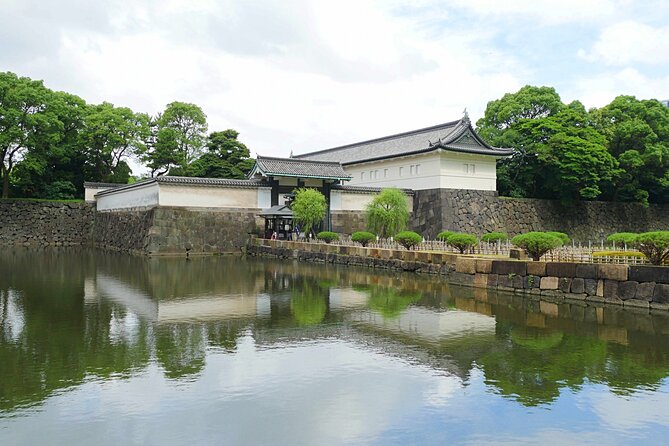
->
[253, 156, 351, 180]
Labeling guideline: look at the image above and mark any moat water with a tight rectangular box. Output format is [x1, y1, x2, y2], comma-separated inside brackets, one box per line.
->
[2, 249, 669, 445]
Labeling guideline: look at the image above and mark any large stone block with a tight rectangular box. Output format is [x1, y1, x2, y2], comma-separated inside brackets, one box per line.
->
[653, 284, 669, 303]
[598, 264, 628, 281]
[575, 264, 598, 279]
[558, 277, 572, 293]
[474, 273, 488, 288]
[491, 260, 527, 276]
[497, 274, 513, 288]
[526, 262, 547, 276]
[584, 279, 598, 296]
[628, 265, 669, 284]
[455, 257, 477, 274]
[540, 276, 559, 290]
[635, 282, 656, 301]
[617, 281, 638, 301]
[524, 275, 541, 289]
[546, 262, 577, 278]
[603, 280, 619, 300]
[475, 259, 493, 273]
[571, 277, 585, 294]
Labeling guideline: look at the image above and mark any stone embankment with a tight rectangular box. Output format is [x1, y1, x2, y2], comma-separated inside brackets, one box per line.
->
[0, 200, 95, 246]
[247, 238, 669, 311]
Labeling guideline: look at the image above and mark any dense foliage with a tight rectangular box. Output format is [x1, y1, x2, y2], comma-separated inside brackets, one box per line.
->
[511, 232, 564, 261]
[436, 231, 454, 242]
[478, 86, 669, 205]
[606, 232, 638, 246]
[446, 233, 478, 254]
[0, 72, 254, 199]
[316, 231, 339, 243]
[481, 231, 508, 243]
[394, 231, 422, 250]
[634, 231, 669, 265]
[291, 188, 326, 236]
[351, 231, 376, 247]
[546, 231, 570, 245]
[365, 188, 410, 238]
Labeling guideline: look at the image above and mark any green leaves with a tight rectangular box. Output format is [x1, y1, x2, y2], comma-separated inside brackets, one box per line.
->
[445, 233, 478, 254]
[511, 232, 564, 261]
[366, 188, 410, 238]
[291, 188, 327, 236]
[394, 231, 422, 250]
[634, 231, 669, 265]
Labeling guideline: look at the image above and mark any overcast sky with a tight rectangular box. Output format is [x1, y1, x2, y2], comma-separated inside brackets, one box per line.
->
[2, 0, 669, 161]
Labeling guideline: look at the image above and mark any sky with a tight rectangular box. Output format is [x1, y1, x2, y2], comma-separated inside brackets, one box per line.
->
[2, 0, 669, 163]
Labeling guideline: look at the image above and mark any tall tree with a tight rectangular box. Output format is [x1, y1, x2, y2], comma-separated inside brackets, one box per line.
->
[79, 102, 150, 183]
[187, 129, 254, 178]
[143, 102, 208, 176]
[366, 188, 410, 238]
[591, 96, 669, 205]
[0, 72, 60, 198]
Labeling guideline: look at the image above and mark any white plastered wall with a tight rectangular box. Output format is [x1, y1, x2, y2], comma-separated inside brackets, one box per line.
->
[344, 150, 499, 191]
[85, 186, 115, 202]
[158, 185, 261, 208]
[331, 190, 413, 211]
[96, 182, 160, 211]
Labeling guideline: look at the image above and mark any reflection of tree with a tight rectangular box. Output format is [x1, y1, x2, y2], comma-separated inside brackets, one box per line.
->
[155, 324, 206, 379]
[367, 287, 421, 319]
[479, 326, 607, 406]
[290, 281, 328, 326]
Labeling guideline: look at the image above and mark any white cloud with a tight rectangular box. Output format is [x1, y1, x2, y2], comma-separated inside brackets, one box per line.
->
[569, 68, 669, 108]
[579, 21, 669, 66]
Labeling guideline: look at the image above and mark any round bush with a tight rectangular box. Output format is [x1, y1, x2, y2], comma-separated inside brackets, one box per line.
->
[607, 232, 638, 246]
[634, 231, 669, 265]
[546, 231, 570, 245]
[394, 231, 423, 250]
[446, 233, 478, 254]
[351, 231, 376, 247]
[481, 231, 508, 243]
[436, 231, 454, 242]
[316, 231, 339, 244]
[511, 232, 563, 261]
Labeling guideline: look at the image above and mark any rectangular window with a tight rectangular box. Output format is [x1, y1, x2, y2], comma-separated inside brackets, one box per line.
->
[384, 169, 388, 178]
[399, 166, 404, 177]
[463, 163, 476, 175]
[415, 164, 420, 175]
[361, 172, 366, 181]
[410, 165, 414, 175]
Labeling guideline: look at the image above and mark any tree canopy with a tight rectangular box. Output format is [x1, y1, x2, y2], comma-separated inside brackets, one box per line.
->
[366, 188, 410, 238]
[291, 188, 327, 236]
[478, 85, 669, 205]
[0, 71, 255, 199]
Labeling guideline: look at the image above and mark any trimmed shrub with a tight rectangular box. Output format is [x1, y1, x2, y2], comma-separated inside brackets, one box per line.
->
[634, 231, 669, 265]
[436, 231, 454, 242]
[481, 231, 508, 243]
[316, 231, 339, 244]
[511, 232, 563, 261]
[351, 231, 376, 247]
[546, 231, 570, 244]
[592, 251, 645, 260]
[446, 233, 478, 254]
[607, 232, 638, 246]
[394, 231, 423, 250]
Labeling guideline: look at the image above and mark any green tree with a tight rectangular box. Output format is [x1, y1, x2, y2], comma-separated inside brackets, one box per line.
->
[0, 72, 61, 198]
[79, 102, 150, 183]
[591, 96, 669, 205]
[142, 102, 208, 176]
[366, 188, 410, 238]
[511, 232, 563, 261]
[291, 188, 326, 236]
[186, 130, 254, 178]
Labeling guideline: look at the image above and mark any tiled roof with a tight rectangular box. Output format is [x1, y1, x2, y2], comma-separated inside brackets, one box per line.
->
[84, 182, 126, 188]
[331, 184, 415, 196]
[253, 156, 351, 180]
[294, 117, 513, 164]
[95, 176, 267, 197]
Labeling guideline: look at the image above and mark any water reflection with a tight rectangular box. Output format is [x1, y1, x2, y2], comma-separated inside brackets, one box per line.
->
[2, 249, 669, 444]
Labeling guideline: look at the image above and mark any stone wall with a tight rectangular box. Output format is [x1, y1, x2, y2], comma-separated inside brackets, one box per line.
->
[94, 209, 155, 254]
[146, 207, 262, 255]
[412, 189, 669, 241]
[248, 238, 669, 311]
[331, 211, 367, 234]
[94, 207, 262, 255]
[0, 200, 95, 246]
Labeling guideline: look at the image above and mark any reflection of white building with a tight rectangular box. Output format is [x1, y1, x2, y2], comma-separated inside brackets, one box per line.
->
[92, 274, 271, 323]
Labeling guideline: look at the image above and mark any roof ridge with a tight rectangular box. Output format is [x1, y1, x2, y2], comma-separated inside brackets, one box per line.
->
[293, 119, 461, 158]
[256, 155, 344, 165]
